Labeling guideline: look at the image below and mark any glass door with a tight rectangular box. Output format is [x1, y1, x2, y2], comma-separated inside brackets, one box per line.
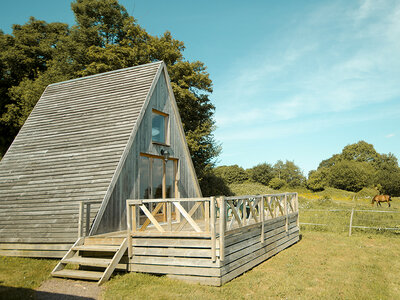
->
[139, 154, 177, 223]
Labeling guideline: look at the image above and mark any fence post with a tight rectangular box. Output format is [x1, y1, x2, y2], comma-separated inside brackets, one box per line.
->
[219, 196, 226, 262]
[296, 193, 300, 228]
[210, 197, 216, 262]
[349, 208, 354, 236]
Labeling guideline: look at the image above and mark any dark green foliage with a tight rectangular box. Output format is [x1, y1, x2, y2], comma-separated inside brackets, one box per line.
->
[0, 0, 219, 180]
[328, 161, 374, 192]
[247, 163, 274, 186]
[309, 141, 400, 196]
[199, 172, 233, 197]
[269, 177, 286, 190]
[213, 165, 248, 184]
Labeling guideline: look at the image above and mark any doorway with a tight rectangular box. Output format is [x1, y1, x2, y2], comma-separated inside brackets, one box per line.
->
[139, 153, 178, 223]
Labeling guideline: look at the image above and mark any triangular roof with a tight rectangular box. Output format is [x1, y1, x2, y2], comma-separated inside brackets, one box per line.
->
[0, 61, 200, 245]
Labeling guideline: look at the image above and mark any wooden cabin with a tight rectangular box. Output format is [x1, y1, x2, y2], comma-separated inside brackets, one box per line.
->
[0, 61, 300, 286]
[0, 61, 201, 257]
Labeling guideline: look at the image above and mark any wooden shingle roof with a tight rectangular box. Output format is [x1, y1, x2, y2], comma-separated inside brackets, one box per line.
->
[0, 61, 163, 243]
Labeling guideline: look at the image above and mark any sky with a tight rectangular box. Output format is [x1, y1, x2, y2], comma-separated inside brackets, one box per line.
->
[1, 0, 399, 176]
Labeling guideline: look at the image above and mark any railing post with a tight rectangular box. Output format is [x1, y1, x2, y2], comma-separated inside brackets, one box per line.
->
[126, 201, 133, 258]
[219, 196, 226, 262]
[210, 197, 216, 262]
[85, 203, 91, 236]
[260, 196, 265, 244]
[78, 201, 84, 238]
[167, 201, 172, 231]
[349, 208, 354, 237]
[205, 199, 210, 232]
[284, 193, 288, 232]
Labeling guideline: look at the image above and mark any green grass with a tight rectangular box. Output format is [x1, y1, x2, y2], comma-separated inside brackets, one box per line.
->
[0, 256, 56, 299]
[102, 231, 400, 299]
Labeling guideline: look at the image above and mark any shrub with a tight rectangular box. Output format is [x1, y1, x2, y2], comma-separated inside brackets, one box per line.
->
[213, 165, 248, 184]
[269, 177, 286, 190]
[200, 172, 233, 196]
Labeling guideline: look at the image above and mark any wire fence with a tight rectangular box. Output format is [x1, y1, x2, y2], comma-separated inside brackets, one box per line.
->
[299, 208, 400, 236]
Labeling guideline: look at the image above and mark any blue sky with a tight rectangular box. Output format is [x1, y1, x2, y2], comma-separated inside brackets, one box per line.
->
[1, 0, 399, 175]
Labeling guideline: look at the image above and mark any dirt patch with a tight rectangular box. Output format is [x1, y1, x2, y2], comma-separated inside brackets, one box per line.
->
[35, 278, 101, 300]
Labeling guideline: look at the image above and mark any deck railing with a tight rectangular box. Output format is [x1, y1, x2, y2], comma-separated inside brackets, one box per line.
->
[78, 200, 102, 238]
[126, 193, 298, 261]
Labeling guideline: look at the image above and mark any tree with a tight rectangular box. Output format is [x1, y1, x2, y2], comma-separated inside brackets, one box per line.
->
[247, 163, 274, 186]
[272, 160, 305, 187]
[310, 141, 400, 195]
[0, 0, 219, 185]
[328, 161, 374, 192]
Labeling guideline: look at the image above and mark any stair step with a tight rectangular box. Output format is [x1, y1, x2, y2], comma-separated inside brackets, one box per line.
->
[62, 257, 112, 268]
[52, 269, 103, 281]
[73, 245, 120, 252]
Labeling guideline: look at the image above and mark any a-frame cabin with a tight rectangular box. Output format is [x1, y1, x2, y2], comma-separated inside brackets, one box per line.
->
[0, 61, 201, 258]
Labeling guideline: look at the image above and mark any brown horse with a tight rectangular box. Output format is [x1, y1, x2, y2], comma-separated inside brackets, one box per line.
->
[371, 195, 392, 207]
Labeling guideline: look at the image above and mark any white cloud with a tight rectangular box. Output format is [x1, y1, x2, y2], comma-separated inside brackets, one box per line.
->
[214, 0, 400, 139]
[386, 133, 395, 138]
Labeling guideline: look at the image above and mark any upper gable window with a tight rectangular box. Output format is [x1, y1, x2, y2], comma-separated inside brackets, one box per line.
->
[152, 109, 168, 144]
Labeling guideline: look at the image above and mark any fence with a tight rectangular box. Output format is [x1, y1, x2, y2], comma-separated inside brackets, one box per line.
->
[299, 208, 400, 236]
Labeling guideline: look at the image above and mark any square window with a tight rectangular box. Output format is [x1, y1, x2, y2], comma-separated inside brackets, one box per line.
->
[152, 110, 168, 144]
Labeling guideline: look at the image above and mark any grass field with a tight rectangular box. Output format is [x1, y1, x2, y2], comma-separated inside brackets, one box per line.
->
[1, 186, 399, 299]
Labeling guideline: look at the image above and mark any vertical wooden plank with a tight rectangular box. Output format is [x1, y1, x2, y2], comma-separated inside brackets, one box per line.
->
[78, 202, 84, 238]
[210, 197, 216, 262]
[219, 196, 226, 262]
[349, 208, 354, 237]
[205, 200, 210, 232]
[85, 203, 91, 236]
[260, 196, 265, 244]
[174, 160, 181, 223]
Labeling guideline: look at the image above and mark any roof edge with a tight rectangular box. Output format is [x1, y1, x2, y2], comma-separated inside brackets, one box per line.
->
[49, 61, 163, 87]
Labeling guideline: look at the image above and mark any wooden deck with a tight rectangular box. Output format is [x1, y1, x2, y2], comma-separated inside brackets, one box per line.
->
[58, 193, 300, 286]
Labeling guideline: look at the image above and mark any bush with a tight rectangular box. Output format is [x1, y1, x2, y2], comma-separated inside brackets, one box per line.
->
[213, 165, 248, 184]
[269, 177, 286, 190]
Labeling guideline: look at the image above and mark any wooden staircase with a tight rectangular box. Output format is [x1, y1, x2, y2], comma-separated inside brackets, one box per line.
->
[52, 236, 128, 285]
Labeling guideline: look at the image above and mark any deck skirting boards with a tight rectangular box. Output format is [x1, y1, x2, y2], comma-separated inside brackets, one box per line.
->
[129, 212, 299, 286]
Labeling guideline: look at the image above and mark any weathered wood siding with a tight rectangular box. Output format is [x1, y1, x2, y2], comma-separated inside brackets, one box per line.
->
[93, 68, 201, 234]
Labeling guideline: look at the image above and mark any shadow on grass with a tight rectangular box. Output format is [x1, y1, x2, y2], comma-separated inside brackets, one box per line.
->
[0, 285, 94, 300]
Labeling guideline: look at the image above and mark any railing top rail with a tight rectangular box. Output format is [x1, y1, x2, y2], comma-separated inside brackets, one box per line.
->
[225, 192, 297, 201]
[80, 200, 103, 205]
[225, 195, 262, 201]
[126, 197, 211, 205]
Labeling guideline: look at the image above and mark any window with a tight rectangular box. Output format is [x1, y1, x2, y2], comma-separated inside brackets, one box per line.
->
[152, 110, 168, 144]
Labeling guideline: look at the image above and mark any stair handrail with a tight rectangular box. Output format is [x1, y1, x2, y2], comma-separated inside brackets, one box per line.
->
[78, 200, 103, 238]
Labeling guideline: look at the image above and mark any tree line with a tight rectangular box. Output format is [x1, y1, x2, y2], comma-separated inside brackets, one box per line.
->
[206, 141, 400, 197]
[0, 0, 219, 191]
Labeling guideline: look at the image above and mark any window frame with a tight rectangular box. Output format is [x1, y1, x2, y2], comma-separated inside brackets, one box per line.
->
[151, 109, 169, 146]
